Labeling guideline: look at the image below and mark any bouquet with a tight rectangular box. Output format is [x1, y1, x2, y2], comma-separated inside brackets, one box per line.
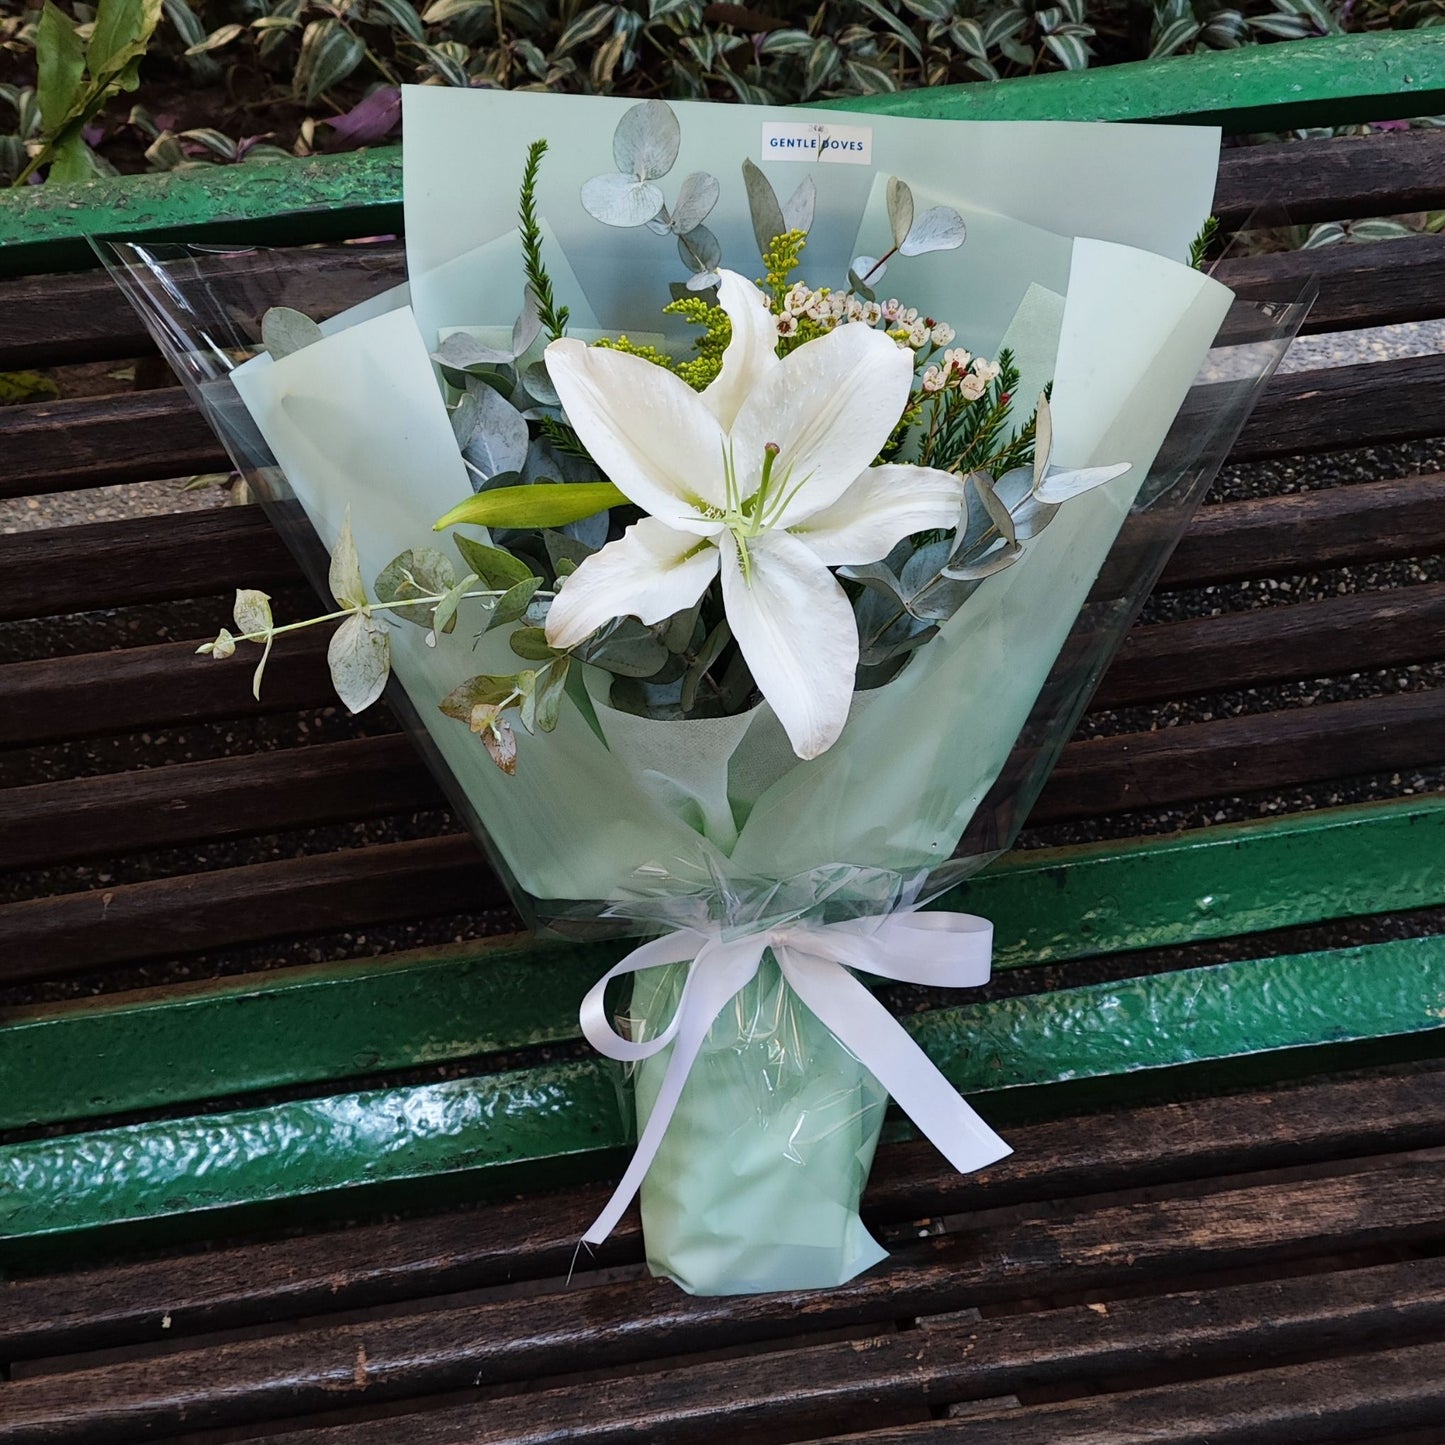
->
[102, 88, 1306, 1296]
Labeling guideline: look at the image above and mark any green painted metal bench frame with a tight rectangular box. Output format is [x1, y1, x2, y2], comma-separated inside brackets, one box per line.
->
[2, 32, 1444, 1268]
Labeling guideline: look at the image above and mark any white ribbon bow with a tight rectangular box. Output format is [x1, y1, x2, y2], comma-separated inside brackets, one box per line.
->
[579, 910, 1013, 1246]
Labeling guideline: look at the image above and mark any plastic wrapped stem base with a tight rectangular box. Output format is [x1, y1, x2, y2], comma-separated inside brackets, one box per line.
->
[630, 953, 888, 1294]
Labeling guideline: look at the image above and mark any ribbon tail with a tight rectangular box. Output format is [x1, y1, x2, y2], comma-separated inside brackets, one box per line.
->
[779, 947, 1012, 1176]
[582, 936, 766, 1248]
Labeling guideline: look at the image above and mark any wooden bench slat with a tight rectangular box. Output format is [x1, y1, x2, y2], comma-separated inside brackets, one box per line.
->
[0, 244, 404, 371]
[1213, 231, 1445, 335]
[0, 835, 493, 984]
[240, 1258, 1445, 1445]
[4, 940, 1440, 1254]
[3, 351, 1440, 502]
[1161, 473, 1445, 590]
[1233, 353, 1445, 461]
[4, 1062, 1439, 1359]
[0, 508, 291, 623]
[3, 1153, 1439, 1442]
[6, 802, 1441, 1129]
[812, 1337, 1445, 1445]
[8, 578, 1445, 750]
[1094, 582, 1445, 709]
[0, 734, 431, 870]
[0, 631, 332, 747]
[1045, 687, 1445, 822]
[1212, 128, 1445, 229]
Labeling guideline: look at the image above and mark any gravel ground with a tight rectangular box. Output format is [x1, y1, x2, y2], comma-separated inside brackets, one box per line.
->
[2, 318, 1442, 1004]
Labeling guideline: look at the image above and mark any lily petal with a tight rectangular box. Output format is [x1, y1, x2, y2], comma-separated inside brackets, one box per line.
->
[700, 270, 780, 431]
[790, 463, 965, 566]
[719, 529, 857, 760]
[545, 517, 720, 650]
[730, 320, 913, 526]
[545, 339, 730, 530]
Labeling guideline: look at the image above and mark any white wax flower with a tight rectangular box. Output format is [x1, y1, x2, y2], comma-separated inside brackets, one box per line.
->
[543, 270, 965, 760]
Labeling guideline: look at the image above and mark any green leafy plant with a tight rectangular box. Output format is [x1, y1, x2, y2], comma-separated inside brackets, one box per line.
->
[16, 0, 164, 185]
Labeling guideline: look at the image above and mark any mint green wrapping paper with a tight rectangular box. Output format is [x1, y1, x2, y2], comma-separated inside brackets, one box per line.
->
[104, 89, 1308, 1294]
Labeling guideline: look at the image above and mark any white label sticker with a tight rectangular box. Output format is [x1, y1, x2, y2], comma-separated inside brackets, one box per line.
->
[760, 122, 873, 165]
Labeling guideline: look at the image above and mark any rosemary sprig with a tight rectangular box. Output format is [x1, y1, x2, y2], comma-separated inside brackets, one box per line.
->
[520, 139, 570, 343]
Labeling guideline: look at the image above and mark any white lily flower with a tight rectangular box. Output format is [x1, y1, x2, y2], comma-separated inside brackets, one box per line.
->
[543, 269, 965, 759]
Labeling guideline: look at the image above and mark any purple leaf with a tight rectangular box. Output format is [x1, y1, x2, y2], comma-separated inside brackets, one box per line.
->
[320, 86, 401, 151]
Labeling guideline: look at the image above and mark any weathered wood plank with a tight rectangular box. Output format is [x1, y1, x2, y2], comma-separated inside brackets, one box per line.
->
[0, 244, 404, 371]
[5, 1064, 1441, 1361]
[1161, 474, 1445, 591]
[810, 1338, 1445, 1445]
[1093, 583, 1445, 709]
[1211, 128, 1445, 230]
[1043, 688, 1445, 822]
[0, 631, 332, 747]
[0, 835, 496, 984]
[0, 735, 434, 870]
[239, 1258, 1445, 1445]
[0, 508, 292, 623]
[1, 1154, 1439, 1442]
[1213, 231, 1445, 335]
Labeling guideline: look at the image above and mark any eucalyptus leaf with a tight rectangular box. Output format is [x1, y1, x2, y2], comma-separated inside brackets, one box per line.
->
[439, 673, 520, 722]
[900, 206, 968, 256]
[327, 610, 390, 714]
[433, 331, 514, 371]
[261, 307, 323, 360]
[533, 657, 570, 732]
[581, 171, 666, 228]
[462, 381, 530, 482]
[742, 158, 785, 258]
[669, 171, 719, 235]
[677, 223, 721, 278]
[327, 512, 367, 610]
[1035, 460, 1132, 505]
[782, 175, 816, 235]
[520, 359, 559, 407]
[992, 465, 1058, 540]
[509, 626, 557, 661]
[852, 256, 887, 289]
[847, 267, 877, 303]
[543, 528, 598, 575]
[612, 97, 680, 180]
[1032, 390, 1053, 490]
[574, 616, 669, 677]
[450, 385, 482, 449]
[486, 576, 542, 631]
[429, 571, 478, 642]
[374, 547, 457, 627]
[233, 588, 273, 638]
[453, 534, 534, 590]
[886, 176, 915, 249]
[436, 481, 627, 532]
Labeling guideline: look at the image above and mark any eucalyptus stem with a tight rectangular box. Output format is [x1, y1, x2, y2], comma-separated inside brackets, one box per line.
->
[223, 588, 557, 647]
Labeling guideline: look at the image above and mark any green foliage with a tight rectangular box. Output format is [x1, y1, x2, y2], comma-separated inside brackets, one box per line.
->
[16, 0, 165, 185]
[518, 138, 570, 343]
[11, 0, 1441, 186]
